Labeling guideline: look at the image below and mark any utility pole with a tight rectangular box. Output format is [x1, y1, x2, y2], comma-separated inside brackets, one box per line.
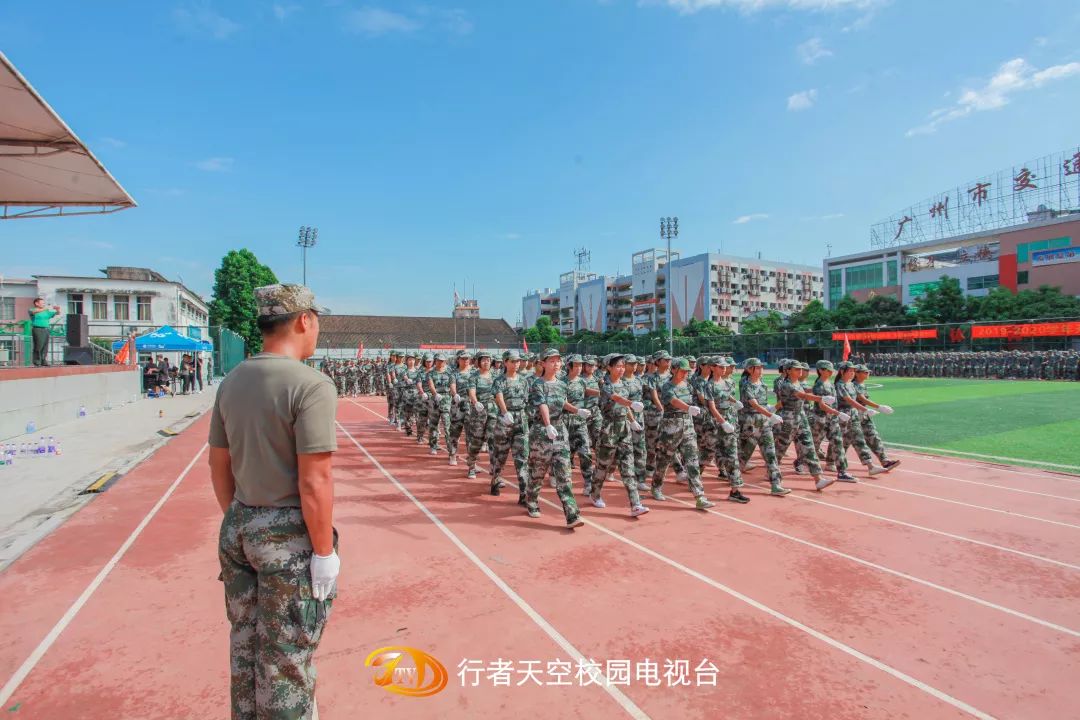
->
[660, 216, 678, 355]
[297, 226, 318, 286]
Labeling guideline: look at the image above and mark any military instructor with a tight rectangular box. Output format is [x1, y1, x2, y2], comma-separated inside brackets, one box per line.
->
[209, 283, 340, 720]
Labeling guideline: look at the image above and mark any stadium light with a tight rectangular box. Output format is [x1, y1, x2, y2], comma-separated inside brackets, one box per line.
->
[297, 225, 319, 286]
[660, 216, 678, 355]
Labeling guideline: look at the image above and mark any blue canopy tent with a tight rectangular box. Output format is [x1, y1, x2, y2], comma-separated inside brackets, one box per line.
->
[112, 325, 206, 352]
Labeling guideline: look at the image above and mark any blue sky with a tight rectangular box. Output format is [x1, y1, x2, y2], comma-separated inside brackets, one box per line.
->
[2, 0, 1080, 324]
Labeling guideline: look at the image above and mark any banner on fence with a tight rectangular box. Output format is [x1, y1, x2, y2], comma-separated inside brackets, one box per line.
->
[419, 343, 467, 350]
[970, 322, 1080, 339]
[832, 329, 938, 342]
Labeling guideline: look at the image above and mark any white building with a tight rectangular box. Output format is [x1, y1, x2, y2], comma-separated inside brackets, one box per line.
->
[33, 266, 209, 340]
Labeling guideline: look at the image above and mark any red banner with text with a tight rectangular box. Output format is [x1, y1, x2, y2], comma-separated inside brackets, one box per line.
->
[970, 322, 1080, 339]
[832, 329, 938, 342]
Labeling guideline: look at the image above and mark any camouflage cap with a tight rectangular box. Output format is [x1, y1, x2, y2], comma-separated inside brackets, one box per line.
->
[715, 356, 730, 367]
[605, 353, 626, 366]
[836, 360, 853, 371]
[686, 356, 697, 364]
[854, 364, 870, 373]
[815, 359, 835, 371]
[254, 283, 326, 318]
[654, 350, 672, 361]
[777, 358, 793, 371]
[566, 353, 583, 364]
[503, 349, 521, 361]
[584, 355, 597, 366]
[743, 357, 763, 368]
[422, 353, 434, 362]
[456, 349, 473, 358]
[798, 361, 811, 370]
[475, 349, 494, 360]
[433, 352, 447, 361]
[541, 347, 562, 360]
[725, 356, 736, 365]
[671, 357, 691, 371]
[624, 354, 639, 364]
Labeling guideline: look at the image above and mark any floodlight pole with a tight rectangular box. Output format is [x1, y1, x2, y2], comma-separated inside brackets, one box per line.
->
[297, 226, 319, 286]
[660, 216, 678, 355]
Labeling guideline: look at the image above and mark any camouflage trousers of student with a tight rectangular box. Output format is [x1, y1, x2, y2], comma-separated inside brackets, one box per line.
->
[564, 415, 595, 487]
[448, 399, 469, 458]
[428, 400, 452, 453]
[651, 416, 706, 497]
[631, 415, 647, 486]
[810, 413, 848, 472]
[466, 405, 496, 470]
[399, 390, 417, 434]
[712, 415, 743, 489]
[593, 420, 643, 508]
[843, 411, 875, 465]
[695, 414, 716, 467]
[737, 414, 783, 484]
[525, 424, 581, 523]
[386, 386, 397, 421]
[645, 409, 683, 479]
[586, 408, 603, 456]
[491, 410, 530, 498]
[219, 501, 337, 720]
[860, 415, 891, 464]
[413, 397, 430, 442]
[773, 410, 822, 476]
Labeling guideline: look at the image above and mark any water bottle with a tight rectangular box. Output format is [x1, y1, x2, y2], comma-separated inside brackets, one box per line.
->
[54, 441, 62, 457]
[47, 436, 56, 455]
[78, 406, 87, 418]
[37, 437, 46, 456]
[26, 420, 36, 434]
[20, 443, 28, 457]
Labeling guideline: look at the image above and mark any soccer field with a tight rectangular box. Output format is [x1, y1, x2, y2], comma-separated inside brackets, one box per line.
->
[842, 377, 1080, 471]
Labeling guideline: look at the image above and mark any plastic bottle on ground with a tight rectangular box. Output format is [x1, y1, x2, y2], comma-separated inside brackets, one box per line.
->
[47, 436, 56, 455]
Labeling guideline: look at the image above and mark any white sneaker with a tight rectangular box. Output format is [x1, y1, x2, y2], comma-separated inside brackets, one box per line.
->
[550, 477, 557, 489]
[449, 456, 458, 466]
[815, 476, 836, 491]
[630, 504, 650, 517]
[867, 464, 887, 476]
[636, 482, 648, 492]
[825, 463, 836, 472]
[591, 496, 606, 508]
[793, 464, 809, 476]
[428, 448, 438, 456]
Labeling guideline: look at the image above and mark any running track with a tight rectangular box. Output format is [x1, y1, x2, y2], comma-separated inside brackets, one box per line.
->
[0, 396, 1077, 719]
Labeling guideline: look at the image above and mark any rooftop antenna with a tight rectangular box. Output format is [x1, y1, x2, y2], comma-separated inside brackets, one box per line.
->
[826, 243, 833, 258]
[573, 247, 591, 273]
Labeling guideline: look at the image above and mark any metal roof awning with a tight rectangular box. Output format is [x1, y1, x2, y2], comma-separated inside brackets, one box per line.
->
[0, 50, 136, 219]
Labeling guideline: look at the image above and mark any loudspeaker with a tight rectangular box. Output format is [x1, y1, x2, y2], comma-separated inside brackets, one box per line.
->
[66, 314, 89, 347]
[63, 346, 95, 365]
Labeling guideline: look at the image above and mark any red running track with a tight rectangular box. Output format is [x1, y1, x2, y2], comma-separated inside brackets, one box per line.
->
[0, 396, 1076, 719]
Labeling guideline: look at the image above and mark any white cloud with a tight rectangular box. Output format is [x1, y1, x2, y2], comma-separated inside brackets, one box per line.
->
[796, 37, 832, 64]
[272, 3, 300, 21]
[172, 3, 240, 40]
[99, 137, 126, 149]
[659, 0, 880, 14]
[786, 88, 817, 111]
[733, 213, 769, 224]
[907, 57, 1080, 136]
[194, 157, 234, 172]
[345, 7, 420, 35]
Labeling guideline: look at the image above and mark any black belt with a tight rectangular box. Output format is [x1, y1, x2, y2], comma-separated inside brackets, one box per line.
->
[665, 412, 688, 418]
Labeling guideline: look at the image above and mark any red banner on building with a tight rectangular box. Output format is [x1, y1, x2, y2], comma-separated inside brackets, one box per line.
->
[633, 298, 659, 306]
[419, 343, 467, 350]
[832, 329, 938, 342]
[970, 322, 1080, 339]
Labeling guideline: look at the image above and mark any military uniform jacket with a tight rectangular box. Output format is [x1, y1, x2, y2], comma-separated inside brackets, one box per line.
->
[493, 373, 530, 412]
[529, 378, 570, 426]
[659, 380, 693, 419]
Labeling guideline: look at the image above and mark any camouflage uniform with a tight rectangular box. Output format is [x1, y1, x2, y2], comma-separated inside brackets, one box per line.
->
[466, 367, 497, 474]
[854, 377, 893, 464]
[737, 377, 784, 487]
[524, 373, 582, 524]
[593, 376, 644, 509]
[706, 373, 743, 490]
[773, 376, 823, 475]
[811, 374, 848, 473]
[691, 368, 715, 468]
[563, 366, 596, 491]
[219, 501, 338, 720]
[491, 370, 531, 499]
[652, 376, 708, 500]
[427, 363, 453, 453]
[622, 361, 648, 487]
[836, 378, 875, 465]
[582, 364, 604, 452]
[413, 359, 433, 444]
[399, 360, 420, 435]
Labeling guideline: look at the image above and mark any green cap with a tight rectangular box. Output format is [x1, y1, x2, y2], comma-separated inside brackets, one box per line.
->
[798, 361, 811, 370]
[837, 360, 853, 371]
[422, 353, 433, 362]
[716, 356, 730, 367]
[584, 355, 597, 366]
[475, 349, 493, 360]
[815, 360, 835, 371]
[671, 357, 691, 371]
[654, 350, 672, 361]
[566, 353, 583, 364]
[855, 364, 870, 373]
[743, 357, 763, 368]
[503, 349, 521, 361]
[541, 347, 562, 360]
[686, 356, 697, 364]
[433, 352, 447, 361]
[624, 354, 639, 364]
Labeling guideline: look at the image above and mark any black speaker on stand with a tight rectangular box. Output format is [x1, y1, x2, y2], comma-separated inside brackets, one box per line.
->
[64, 314, 93, 365]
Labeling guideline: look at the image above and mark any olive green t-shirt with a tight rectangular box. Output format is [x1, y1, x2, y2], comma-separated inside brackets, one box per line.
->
[208, 353, 338, 508]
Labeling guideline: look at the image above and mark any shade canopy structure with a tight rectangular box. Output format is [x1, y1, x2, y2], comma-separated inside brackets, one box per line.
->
[1, 50, 136, 219]
[112, 326, 208, 353]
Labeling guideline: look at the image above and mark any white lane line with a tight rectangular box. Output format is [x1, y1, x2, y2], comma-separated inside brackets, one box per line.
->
[336, 421, 650, 720]
[0, 442, 209, 708]
[891, 450, 1080, 483]
[896, 468, 1080, 503]
[863, 483, 1080, 530]
[657, 494, 1078, 637]
[886, 443, 1080, 472]
[346, 402, 1080, 570]
[344, 401, 997, 719]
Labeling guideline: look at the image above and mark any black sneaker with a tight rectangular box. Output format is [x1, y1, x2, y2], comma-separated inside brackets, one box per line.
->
[727, 489, 750, 504]
[883, 460, 901, 471]
[490, 484, 501, 496]
[836, 471, 858, 483]
[518, 496, 527, 506]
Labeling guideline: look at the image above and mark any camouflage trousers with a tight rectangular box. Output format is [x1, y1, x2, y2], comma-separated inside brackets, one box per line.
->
[773, 410, 822, 476]
[810, 413, 848, 472]
[413, 397, 430, 442]
[712, 414, 743, 489]
[525, 423, 581, 523]
[386, 386, 397, 421]
[645, 410, 683, 478]
[466, 406, 496, 470]
[564, 415, 595, 486]
[737, 414, 782, 484]
[843, 412, 875, 465]
[651, 416, 706, 497]
[697, 415, 716, 467]
[428, 401, 452, 452]
[448, 399, 469, 457]
[859, 415, 891, 464]
[398, 390, 417, 434]
[218, 501, 337, 720]
[586, 408, 603, 454]
[593, 420, 643, 508]
[631, 415, 647, 486]
[491, 410, 530, 496]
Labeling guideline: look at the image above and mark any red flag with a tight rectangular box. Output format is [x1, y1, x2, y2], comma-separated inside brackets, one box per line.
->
[114, 341, 130, 365]
[357, 341, 364, 359]
[522, 338, 529, 353]
[842, 333, 852, 361]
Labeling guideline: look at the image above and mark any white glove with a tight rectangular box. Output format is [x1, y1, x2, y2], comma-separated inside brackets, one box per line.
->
[310, 551, 340, 601]
[735, 400, 744, 410]
[544, 424, 558, 441]
[630, 401, 645, 413]
[837, 412, 850, 423]
[453, 394, 461, 403]
[629, 420, 644, 432]
[878, 404, 894, 414]
[866, 408, 879, 417]
[576, 408, 591, 419]
[687, 405, 702, 417]
[822, 396, 836, 406]
[501, 412, 514, 426]
[474, 401, 485, 412]
[720, 420, 735, 434]
[768, 414, 784, 427]
[434, 393, 442, 402]
[420, 392, 428, 400]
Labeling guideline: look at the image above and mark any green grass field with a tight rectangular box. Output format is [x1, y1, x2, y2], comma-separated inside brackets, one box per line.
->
[762, 376, 1080, 470]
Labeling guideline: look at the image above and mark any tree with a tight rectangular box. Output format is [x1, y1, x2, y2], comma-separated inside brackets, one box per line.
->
[1010, 285, 1080, 319]
[739, 311, 785, 335]
[913, 276, 967, 324]
[681, 318, 734, 337]
[528, 315, 561, 343]
[786, 299, 835, 331]
[209, 249, 279, 355]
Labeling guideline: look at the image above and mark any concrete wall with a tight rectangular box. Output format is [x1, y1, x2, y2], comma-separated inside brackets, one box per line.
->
[0, 368, 141, 441]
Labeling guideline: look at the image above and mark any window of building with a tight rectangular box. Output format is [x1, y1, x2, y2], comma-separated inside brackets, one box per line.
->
[92, 294, 109, 320]
[966, 275, 999, 291]
[887, 260, 898, 287]
[828, 269, 842, 308]
[908, 281, 940, 299]
[68, 293, 84, 315]
[0, 297, 14, 321]
[114, 296, 130, 321]
[136, 295, 152, 321]
[1017, 271, 1029, 285]
[844, 262, 884, 292]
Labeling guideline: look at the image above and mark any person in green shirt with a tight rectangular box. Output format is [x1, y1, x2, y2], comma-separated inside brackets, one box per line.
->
[28, 297, 61, 367]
